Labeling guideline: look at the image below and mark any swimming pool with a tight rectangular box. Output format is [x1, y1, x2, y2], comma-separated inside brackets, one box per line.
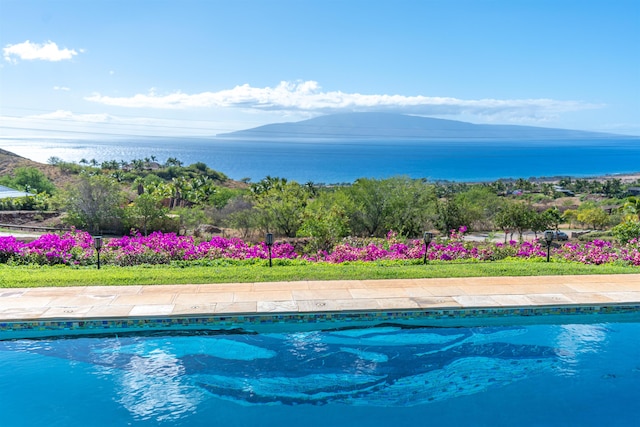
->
[1, 311, 639, 426]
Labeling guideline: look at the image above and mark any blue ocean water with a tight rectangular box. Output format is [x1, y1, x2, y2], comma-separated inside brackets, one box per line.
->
[0, 320, 639, 426]
[1, 137, 639, 183]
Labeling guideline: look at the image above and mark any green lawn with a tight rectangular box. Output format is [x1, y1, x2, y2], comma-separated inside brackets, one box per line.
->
[0, 260, 637, 288]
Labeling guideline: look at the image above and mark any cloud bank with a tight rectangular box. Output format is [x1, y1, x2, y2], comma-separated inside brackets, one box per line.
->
[32, 110, 112, 123]
[0, 109, 230, 138]
[3, 40, 80, 63]
[85, 80, 600, 122]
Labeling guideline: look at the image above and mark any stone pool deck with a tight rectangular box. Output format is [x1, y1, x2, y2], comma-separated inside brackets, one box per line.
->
[1, 274, 639, 321]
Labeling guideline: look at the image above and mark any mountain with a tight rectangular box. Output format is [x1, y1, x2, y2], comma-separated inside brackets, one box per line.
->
[217, 112, 624, 140]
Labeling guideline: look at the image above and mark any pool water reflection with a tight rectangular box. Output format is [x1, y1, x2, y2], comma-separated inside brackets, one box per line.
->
[1, 320, 639, 426]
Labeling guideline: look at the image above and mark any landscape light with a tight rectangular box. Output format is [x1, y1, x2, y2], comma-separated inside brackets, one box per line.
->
[93, 235, 103, 269]
[266, 233, 274, 267]
[544, 230, 554, 263]
[423, 231, 433, 265]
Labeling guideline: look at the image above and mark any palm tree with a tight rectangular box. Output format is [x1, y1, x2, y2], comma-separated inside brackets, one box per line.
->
[165, 157, 183, 168]
[131, 159, 144, 172]
[621, 196, 640, 221]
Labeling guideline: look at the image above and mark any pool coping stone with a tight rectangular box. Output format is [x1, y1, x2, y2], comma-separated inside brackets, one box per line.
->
[1, 274, 639, 336]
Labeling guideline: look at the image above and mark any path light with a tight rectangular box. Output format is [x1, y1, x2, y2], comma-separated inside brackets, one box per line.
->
[544, 230, 554, 262]
[93, 235, 103, 269]
[266, 233, 274, 267]
[423, 231, 433, 265]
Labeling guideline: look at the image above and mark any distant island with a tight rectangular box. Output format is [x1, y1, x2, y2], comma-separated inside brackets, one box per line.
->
[217, 112, 626, 140]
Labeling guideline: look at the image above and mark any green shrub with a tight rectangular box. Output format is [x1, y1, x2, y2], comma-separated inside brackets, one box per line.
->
[611, 221, 640, 244]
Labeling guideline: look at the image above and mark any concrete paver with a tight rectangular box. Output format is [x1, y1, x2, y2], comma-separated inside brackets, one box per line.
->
[0, 274, 638, 321]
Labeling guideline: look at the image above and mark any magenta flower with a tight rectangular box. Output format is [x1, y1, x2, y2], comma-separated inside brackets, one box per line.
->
[1, 227, 639, 267]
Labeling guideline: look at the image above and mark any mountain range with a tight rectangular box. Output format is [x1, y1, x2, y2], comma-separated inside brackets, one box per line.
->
[217, 112, 624, 140]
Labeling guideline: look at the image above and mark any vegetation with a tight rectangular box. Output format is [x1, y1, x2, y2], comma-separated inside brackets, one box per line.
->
[2, 229, 638, 270]
[1, 155, 639, 290]
[1, 260, 637, 288]
[1, 155, 639, 250]
[0, 166, 56, 195]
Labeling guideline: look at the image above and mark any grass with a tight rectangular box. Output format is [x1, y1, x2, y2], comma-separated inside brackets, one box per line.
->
[0, 260, 637, 288]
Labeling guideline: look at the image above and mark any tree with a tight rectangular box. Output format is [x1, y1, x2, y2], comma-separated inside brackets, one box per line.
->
[435, 197, 468, 235]
[544, 207, 563, 230]
[251, 178, 308, 237]
[250, 176, 287, 196]
[221, 196, 258, 239]
[124, 192, 168, 235]
[61, 174, 124, 233]
[208, 186, 238, 210]
[101, 160, 120, 170]
[562, 209, 578, 228]
[577, 207, 609, 230]
[433, 187, 488, 235]
[382, 177, 436, 237]
[601, 179, 623, 198]
[514, 178, 534, 192]
[131, 159, 145, 172]
[298, 191, 352, 253]
[494, 201, 535, 241]
[346, 178, 389, 237]
[4, 167, 56, 195]
[455, 186, 503, 230]
[164, 157, 183, 167]
[620, 196, 640, 221]
[185, 176, 218, 205]
[529, 211, 552, 239]
[163, 176, 219, 208]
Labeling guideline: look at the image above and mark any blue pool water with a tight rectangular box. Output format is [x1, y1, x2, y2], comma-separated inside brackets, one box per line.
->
[1, 318, 639, 426]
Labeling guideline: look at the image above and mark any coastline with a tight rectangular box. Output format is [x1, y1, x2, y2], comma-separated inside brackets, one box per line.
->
[2, 140, 640, 185]
[497, 171, 640, 184]
[576, 172, 640, 184]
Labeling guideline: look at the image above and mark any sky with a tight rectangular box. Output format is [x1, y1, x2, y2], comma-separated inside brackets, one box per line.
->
[1, 0, 639, 139]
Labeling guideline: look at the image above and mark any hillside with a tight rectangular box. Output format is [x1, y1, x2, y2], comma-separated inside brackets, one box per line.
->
[218, 112, 623, 140]
[0, 148, 248, 191]
[0, 149, 75, 188]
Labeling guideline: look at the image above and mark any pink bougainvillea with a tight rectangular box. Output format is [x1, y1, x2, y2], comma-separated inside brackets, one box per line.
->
[1, 228, 639, 267]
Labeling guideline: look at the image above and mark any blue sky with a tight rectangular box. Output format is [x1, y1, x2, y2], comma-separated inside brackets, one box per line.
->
[1, 0, 639, 138]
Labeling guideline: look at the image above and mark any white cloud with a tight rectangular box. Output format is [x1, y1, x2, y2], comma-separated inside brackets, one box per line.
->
[0, 109, 236, 139]
[85, 80, 601, 122]
[3, 40, 80, 63]
[33, 110, 112, 122]
[53, 86, 71, 91]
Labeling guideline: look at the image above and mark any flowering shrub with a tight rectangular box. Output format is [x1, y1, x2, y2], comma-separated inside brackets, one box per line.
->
[0, 236, 22, 263]
[1, 229, 94, 265]
[0, 228, 639, 267]
[449, 226, 468, 241]
[560, 239, 620, 265]
[618, 238, 640, 266]
[491, 241, 519, 260]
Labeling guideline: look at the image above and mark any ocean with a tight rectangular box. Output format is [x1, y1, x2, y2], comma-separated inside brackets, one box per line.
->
[1, 137, 639, 184]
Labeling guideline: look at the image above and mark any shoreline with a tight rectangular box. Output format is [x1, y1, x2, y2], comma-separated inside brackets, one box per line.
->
[2, 145, 640, 186]
[452, 171, 640, 185]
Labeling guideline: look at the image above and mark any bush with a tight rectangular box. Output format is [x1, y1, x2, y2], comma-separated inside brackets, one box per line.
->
[2, 229, 640, 267]
[611, 221, 640, 244]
